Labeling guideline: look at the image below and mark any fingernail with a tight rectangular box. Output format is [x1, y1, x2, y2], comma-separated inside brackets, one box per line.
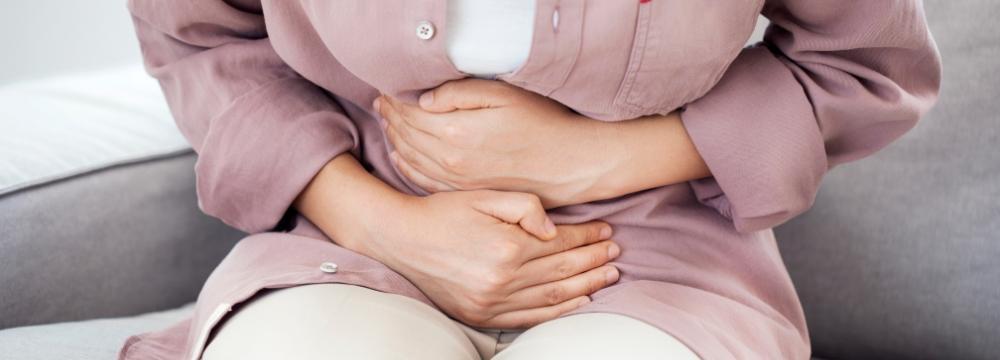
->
[605, 267, 619, 284]
[607, 243, 620, 258]
[599, 226, 613, 239]
[419, 91, 434, 108]
[544, 218, 557, 238]
[372, 97, 381, 112]
[578, 296, 592, 307]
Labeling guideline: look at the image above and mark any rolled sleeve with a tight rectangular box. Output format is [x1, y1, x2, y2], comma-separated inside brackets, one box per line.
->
[129, 0, 360, 233]
[193, 78, 358, 232]
[682, 46, 825, 232]
[680, 0, 942, 233]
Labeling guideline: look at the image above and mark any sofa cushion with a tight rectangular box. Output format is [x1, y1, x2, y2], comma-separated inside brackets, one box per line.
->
[0, 67, 243, 329]
[0, 304, 193, 360]
[774, 1, 1000, 359]
[0, 65, 189, 194]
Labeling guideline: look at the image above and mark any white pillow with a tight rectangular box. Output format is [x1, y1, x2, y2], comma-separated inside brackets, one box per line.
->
[0, 65, 189, 194]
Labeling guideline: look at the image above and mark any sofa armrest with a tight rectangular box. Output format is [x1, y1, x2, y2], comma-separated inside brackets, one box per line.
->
[0, 152, 243, 329]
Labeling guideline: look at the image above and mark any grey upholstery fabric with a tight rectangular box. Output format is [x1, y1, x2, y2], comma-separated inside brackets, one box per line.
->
[774, 1, 1000, 359]
[0, 304, 193, 360]
[0, 152, 242, 329]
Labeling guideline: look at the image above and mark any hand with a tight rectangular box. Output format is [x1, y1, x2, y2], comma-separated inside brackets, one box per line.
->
[363, 190, 621, 329]
[375, 79, 620, 207]
[376, 79, 711, 207]
[296, 155, 622, 330]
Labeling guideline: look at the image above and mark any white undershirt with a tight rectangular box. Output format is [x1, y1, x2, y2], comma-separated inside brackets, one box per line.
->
[445, 0, 537, 78]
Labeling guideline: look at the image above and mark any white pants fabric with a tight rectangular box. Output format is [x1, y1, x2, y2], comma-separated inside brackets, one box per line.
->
[202, 284, 700, 359]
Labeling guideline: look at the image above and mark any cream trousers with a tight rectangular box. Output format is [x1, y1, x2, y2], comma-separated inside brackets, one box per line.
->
[202, 283, 700, 359]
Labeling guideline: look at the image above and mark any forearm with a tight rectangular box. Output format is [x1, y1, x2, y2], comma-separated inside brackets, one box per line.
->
[293, 154, 410, 256]
[569, 112, 711, 205]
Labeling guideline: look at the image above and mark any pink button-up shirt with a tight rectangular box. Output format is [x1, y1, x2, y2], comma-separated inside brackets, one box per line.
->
[121, 1, 941, 359]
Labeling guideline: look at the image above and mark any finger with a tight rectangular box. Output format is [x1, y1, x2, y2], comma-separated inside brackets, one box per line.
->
[381, 95, 453, 137]
[494, 265, 618, 314]
[419, 79, 517, 112]
[384, 123, 457, 183]
[523, 222, 613, 260]
[386, 116, 462, 173]
[390, 152, 455, 193]
[514, 240, 620, 288]
[471, 191, 557, 240]
[378, 95, 420, 131]
[479, 296, 591, 330]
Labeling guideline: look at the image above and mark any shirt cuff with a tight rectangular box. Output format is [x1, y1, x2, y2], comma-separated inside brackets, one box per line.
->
[680, 45, 827, 233]
[194, 77, 359, 233]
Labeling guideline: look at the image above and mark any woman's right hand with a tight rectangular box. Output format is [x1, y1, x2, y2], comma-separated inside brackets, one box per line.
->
[296, 155, 620, 329]
[359, 190, 621, 329]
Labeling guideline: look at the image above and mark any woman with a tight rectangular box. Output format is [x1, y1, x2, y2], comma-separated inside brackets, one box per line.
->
[122, 1, 941, 359]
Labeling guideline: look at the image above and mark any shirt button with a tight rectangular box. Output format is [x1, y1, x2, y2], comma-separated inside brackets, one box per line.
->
[319, 262, 339, 274]
[416, 20, 436, 40]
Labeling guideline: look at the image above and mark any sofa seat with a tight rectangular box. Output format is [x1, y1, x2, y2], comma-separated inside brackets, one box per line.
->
[0, 305, 193, 360]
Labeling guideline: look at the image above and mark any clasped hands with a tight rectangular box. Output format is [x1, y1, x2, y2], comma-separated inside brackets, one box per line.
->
[320, 79, 704, 329]
[362, 80, 627, 329]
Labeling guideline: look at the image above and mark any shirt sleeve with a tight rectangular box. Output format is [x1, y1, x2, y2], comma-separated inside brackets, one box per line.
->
[680, 0, 942, 233]
[128, 0, 360, 233]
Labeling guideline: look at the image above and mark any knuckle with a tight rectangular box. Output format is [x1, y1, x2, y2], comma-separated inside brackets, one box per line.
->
[554, 259, 575, 279]
[588, 248, 606, 265]
[457, 305, 488, 324]
[587, 224, 603, 240]
[442, 123, 465, 142]
[399, 147, 419, 164]
[396, 162, 413, 178]
[483, 270, 512, 290]
[442, 154, 465, 173]
[587, 273, 605, 293]
[466, 293, 494, 312]
[518, 193, 542, 209]
[384, 124, 399, 141]
[543, 286, 566, 305]
[492, 240, 521, 263]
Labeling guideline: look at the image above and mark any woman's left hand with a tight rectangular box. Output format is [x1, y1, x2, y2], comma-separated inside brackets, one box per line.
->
[375, 79, 621, 207]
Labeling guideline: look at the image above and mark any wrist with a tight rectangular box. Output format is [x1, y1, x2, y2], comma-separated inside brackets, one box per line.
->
[567, 112, 711, 204]
[551, 116, 631, 206]
[294, 154, 413, 257]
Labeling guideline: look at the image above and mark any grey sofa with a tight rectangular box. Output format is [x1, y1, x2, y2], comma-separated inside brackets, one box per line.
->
[0, 0, 996, 359]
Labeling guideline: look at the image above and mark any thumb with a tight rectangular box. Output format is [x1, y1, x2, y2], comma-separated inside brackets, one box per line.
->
[471, 191, 558, 240]
[419, 79, 515, 113]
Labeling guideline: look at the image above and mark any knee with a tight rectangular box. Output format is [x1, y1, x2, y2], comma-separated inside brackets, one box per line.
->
[494, 313, 700, 360]
[202, 284, 478, 360]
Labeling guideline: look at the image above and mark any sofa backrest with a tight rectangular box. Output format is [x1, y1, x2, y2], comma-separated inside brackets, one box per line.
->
[774, 1, 1000, 359]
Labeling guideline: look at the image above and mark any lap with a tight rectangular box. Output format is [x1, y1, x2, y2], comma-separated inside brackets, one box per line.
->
[202, 283, 479, 360]
[496, 312, 699, 360]
[199, 283, 698, 360]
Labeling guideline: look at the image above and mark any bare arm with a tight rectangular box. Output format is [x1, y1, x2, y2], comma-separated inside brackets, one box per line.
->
[569, 111, 711, 205]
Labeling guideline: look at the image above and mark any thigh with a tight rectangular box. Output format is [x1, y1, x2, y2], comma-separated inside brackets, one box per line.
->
[202, 283, 480, 360]
[493, 312, 699, 360]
